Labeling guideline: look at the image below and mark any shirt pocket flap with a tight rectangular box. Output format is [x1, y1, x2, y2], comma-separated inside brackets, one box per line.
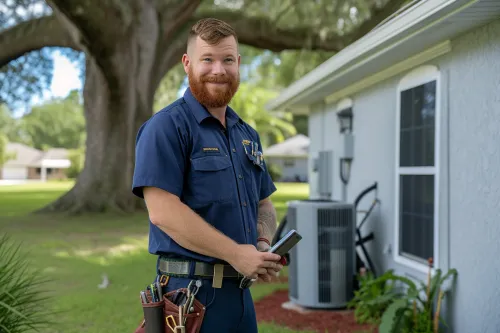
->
[191, 156, 232, 172]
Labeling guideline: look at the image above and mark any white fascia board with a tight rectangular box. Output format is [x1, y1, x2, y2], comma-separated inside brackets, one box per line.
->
[265, 0, 461, 111]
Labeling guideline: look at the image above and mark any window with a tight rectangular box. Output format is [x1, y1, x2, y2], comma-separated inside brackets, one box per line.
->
[395, 65, 440, 272]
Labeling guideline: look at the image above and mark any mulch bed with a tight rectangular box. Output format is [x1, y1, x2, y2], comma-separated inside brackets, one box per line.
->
[254, 284, 377, 333]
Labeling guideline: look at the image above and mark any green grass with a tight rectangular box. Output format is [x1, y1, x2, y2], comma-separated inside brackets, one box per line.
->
[0, 180, 311, 333]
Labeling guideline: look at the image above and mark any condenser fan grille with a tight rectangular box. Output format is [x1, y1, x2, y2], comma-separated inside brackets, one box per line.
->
[317, 207, 354, 304]
[287, 206, 298, 299]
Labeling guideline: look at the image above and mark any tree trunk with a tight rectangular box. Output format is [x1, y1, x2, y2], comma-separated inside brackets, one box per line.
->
[37, 9, 163, 214]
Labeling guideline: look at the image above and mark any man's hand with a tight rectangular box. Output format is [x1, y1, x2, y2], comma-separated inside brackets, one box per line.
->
[227, 244, 282, 280]
[256, 240, 284, 283]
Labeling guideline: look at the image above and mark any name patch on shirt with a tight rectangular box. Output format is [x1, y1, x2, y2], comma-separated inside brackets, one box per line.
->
[202, 147, 219, 152]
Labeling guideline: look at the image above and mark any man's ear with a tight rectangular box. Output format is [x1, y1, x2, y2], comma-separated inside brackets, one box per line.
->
[237, 54, 241, 67]
[182, 54, 190, 74]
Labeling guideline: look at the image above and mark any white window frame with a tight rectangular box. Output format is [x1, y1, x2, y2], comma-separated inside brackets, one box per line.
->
[394, 65, 440, 274]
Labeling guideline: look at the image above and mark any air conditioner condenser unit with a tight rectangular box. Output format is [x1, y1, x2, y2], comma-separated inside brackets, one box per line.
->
[286, 199, 356, 309]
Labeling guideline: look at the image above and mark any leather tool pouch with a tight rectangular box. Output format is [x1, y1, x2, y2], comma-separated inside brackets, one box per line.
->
[134, 288, 206, 333]
[164, 288, 206, 333]
[135, 293, 165, 333]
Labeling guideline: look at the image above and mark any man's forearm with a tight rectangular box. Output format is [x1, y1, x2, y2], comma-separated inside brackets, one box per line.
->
[257, 199, 277, 242]
[145, 189, 239, 263]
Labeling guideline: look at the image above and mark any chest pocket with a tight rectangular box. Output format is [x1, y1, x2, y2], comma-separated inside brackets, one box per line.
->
[243, 152, 264, 203]
[187, 155, 234, 205]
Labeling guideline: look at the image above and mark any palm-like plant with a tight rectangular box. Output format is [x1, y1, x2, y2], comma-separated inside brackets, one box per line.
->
[0, 234, 55, 333]
[229, 82, 297, 147]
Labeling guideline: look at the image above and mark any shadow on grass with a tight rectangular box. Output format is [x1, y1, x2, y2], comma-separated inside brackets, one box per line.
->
[0, 182, 310, 333]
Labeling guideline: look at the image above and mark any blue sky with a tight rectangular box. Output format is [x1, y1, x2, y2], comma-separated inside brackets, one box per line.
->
[13, 51, 82, 118]
[38, 51, 82, 102]
[49, 51, 82, 98]
[21, 49, 264, 117]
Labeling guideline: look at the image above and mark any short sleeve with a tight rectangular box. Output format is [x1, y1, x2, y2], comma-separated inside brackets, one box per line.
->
[256, 134, 277, 201]
[132, 112, 187, 199]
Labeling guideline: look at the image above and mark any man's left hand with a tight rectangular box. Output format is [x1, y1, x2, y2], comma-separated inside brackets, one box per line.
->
[256, 240, 283, 283]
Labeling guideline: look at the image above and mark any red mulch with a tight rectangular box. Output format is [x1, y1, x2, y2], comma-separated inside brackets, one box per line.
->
[254, 287, 377, 333]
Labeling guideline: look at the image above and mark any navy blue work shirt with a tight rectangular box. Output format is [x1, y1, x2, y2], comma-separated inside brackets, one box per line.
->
[132, 87, 276, 264]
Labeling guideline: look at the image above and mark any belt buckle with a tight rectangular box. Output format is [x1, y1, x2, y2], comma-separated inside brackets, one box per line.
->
[239, 276, 256, 289]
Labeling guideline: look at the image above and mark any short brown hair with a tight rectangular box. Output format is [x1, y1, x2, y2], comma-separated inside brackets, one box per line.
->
[188, 18, 238, 49]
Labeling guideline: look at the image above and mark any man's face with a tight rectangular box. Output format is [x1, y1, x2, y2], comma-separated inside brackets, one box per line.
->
[183, 35, 240, 109]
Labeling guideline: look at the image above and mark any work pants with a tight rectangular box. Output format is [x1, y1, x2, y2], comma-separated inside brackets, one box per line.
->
[160, 276, 258, 333]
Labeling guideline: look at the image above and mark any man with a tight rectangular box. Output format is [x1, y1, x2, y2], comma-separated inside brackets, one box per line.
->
[132, 18, 284, 333]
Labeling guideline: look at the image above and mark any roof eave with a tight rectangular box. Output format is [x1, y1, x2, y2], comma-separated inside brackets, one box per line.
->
[265, 0, 471, 112]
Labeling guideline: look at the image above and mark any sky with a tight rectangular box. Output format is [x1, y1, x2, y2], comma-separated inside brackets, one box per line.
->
[49, 51, 82, 98]
[34, 51, 82, 103]
[12, 51, 83, 118]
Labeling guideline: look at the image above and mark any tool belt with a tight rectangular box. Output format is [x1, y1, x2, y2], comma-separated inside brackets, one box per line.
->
[158, 257, 256, 290]
[134, 277, 206, 333]
[158, 257, 242, 279]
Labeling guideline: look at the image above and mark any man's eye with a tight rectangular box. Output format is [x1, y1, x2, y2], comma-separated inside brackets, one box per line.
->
[203, 58, 211, 62]
[225, 59, 234, 62]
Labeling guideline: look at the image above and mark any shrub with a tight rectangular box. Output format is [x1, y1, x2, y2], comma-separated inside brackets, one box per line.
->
[267, 163, 282, 182]
[348, 268, 398, 325]
[349, 259, 458, 333]
[0, 234, 55, 332]
[65, 147, 85, 179]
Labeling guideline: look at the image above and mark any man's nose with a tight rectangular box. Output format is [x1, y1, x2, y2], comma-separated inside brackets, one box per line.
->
[211, 61, 226, 75]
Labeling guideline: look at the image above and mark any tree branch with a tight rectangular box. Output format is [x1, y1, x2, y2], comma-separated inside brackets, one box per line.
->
[0, 15, 79, 68]
[152, 0, 201, 88]
[349, 0, 412, 42]
[156, 0, 201, 42]
[195, 0, 408, 52]
[45, 0, 128, 90]
[45, 0, 127, 54]
[152, 28, 189, 94]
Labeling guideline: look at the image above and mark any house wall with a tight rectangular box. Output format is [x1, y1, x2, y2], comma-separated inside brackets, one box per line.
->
[265, 157, 308, 182]
[307, 17, 500, 333]
[0, 166, 28, 180]
[308, 103, 342, 200]
[27, 167, 68, 180]
[438, 18, 500, 333]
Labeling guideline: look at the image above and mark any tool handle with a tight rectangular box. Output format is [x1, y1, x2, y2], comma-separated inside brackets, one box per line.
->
[239, 276, 256, 289]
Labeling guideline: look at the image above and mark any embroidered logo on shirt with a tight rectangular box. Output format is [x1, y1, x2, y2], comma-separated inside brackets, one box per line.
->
[202, 147, 219, 152]
[242, 140, 251, 145]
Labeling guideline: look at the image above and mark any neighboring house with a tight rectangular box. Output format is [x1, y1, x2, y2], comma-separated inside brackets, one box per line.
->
[265, 134, 309, 182]
[0, 143, 71, 181]
[267, 0, 500, 332]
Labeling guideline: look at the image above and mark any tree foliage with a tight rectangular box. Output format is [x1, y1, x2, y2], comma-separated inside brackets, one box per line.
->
[0, 0, 81, 109]
[1, 0, 410, 110]
[0, 91, 85, 151]
[0, 133, 15, 167]
[20, 90, 85, 150]
[0, 0, 411, 213]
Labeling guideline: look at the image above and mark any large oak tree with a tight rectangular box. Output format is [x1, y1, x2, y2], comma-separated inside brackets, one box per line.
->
[0, 0, 408, 214]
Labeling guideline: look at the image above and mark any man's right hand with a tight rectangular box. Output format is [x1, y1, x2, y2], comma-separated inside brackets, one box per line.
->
[228, 244, 282, 279]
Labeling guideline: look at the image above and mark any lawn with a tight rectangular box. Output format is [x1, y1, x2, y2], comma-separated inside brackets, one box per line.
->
[0, 181, 310, 333]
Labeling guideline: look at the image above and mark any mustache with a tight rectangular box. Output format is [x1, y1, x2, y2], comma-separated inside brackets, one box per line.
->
[200, 75, 231, 83]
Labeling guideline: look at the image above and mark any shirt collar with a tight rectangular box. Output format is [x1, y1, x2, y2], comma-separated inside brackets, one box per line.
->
[183, 87, 241, 128]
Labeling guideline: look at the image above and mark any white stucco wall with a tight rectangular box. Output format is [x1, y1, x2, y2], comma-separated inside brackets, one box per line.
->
[265, 156, 308, 182]
[307, 17, 500, 333]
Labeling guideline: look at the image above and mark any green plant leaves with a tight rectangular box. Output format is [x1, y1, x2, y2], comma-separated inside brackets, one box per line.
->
[349, 265, 458, 333]
[379, 298, 409, 333]
[0, 234, 56, 333]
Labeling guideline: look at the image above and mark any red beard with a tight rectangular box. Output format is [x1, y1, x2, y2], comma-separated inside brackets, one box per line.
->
[188, 66, 240, 108]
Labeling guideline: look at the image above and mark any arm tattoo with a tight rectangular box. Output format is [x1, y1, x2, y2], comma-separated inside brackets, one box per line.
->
[257, 202, 277, 241]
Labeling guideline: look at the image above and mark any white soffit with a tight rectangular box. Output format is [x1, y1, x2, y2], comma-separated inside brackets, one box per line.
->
[266, 0, 500, 112]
